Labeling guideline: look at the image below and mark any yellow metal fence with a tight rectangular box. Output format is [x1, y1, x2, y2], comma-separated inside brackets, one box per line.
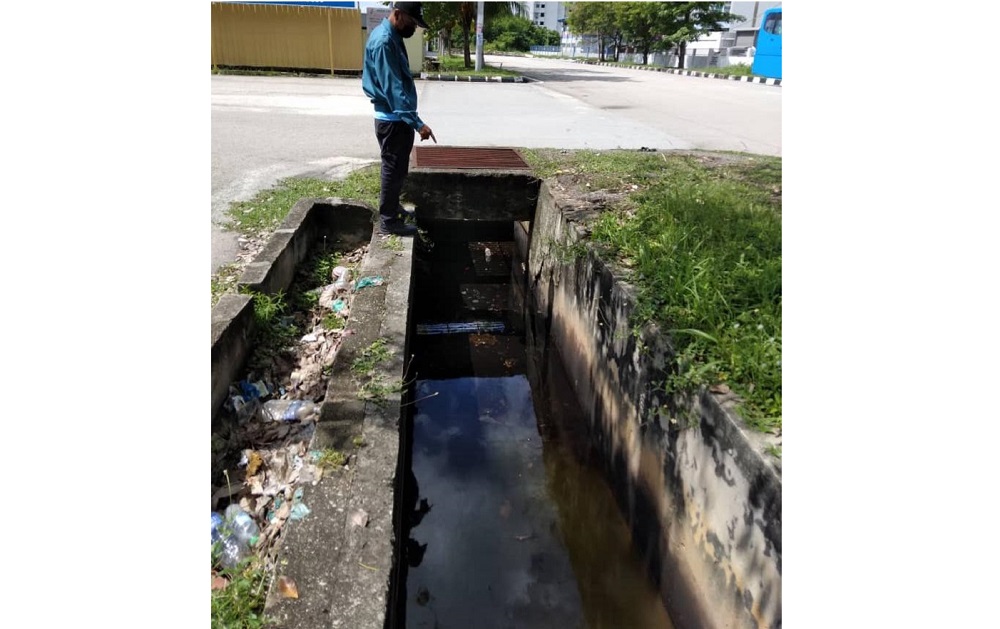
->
[211, 2, 363, 72]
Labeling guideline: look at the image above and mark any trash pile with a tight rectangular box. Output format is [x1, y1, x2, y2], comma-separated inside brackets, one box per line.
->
[212, 243, 371, 589]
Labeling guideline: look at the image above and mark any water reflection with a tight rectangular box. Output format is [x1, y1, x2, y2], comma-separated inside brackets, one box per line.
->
[407, 377, 584, 629]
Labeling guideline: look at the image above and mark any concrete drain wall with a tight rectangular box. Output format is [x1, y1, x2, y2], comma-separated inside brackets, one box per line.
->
[527, 181, 782, 629]
[210, 197, 413, 628]
[210, 167, 781, 628]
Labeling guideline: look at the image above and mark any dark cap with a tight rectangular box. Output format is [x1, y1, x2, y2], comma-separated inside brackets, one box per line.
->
[394, 2, 429, 30]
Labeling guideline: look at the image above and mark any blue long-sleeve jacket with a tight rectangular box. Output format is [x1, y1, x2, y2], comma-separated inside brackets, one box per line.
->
[362, 19, 425, 131]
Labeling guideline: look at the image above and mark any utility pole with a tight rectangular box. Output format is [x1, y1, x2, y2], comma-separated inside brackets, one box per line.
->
[475, 1, 484, 71]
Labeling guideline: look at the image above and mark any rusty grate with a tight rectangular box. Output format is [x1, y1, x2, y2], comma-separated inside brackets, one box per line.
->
[412, 146, 531, 170]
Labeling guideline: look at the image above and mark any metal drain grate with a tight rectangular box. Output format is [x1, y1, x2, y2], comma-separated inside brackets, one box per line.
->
[412, 146, 531, 170]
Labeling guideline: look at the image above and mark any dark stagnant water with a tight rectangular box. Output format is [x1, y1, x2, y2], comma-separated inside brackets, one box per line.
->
[394, 220, 674, 629]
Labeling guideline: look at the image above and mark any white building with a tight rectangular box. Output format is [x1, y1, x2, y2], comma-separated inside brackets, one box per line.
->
[524, 1, 567, 34]
[720, 1, 781, 54]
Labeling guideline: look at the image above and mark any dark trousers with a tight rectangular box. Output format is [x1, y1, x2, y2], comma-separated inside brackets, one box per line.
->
[375, 120, 415, 226]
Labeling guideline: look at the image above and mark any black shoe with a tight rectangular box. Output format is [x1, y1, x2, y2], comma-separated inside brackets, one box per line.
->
[379, 220, 418, 236]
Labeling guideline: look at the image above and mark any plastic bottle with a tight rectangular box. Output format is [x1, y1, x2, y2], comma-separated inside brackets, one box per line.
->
[258, 399, 319, 422]
[212, 510, 249, 570]
[224, 504, 261, 547]
[211, 511, 225, 545]
[217, 533, 249, 570]
[333, 269, 352, 294]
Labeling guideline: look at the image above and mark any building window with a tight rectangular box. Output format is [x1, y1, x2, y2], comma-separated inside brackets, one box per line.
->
[540, 12, 545, 18]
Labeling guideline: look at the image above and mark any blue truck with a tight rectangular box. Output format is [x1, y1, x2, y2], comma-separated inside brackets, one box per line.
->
[751, 7, 782, 80]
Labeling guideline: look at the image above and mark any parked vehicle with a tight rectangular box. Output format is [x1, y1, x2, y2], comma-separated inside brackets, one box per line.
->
[751, 7, 782, 79]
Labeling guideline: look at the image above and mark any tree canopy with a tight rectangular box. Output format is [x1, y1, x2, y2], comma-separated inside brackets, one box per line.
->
[421, 2, 527, 67]
[566, 1, 745, 68]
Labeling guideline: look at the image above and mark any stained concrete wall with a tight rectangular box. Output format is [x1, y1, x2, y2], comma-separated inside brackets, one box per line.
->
[404, 169, 539, 222]
[526, 181, 782, 629]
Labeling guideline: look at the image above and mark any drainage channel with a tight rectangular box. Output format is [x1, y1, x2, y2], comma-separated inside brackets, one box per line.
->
[394, 219, 675, 629]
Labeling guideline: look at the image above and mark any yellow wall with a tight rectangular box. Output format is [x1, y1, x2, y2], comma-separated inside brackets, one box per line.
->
[211, 3, 363, 72]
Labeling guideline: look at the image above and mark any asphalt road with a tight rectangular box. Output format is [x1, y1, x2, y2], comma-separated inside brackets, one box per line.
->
[211, 55, 781, 273]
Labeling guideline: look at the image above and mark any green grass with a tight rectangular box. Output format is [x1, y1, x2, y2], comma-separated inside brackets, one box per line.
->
[382, 234, 404, 252]
[579, 59, 764, 78]
[430, 54, 521, 77]
[211, 557, 270, 629]
[350, 338, 405, 402]
[351, 338, 391, 376]
[222, 166, 380, 237]
[212, 166, 379, 306]
[313, 448, 347, 470]
[521, 149, 782, 432]
[322, 312, 346, 331]
[707, 63, 754, 76]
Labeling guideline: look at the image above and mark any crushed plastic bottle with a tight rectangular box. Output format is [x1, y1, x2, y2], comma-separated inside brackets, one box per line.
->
[217, 533, 249, 570]
[211, 511, 225, 545]
[258, 399, 319, 422]
[224, 504, 261, 547]
[212, 510, 250, 570]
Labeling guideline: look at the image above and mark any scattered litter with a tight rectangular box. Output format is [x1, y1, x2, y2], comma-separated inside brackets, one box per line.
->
[354, 276, 384, 291]
[416, 586, 430, 606]
[290, 503, 311, 521]
[318, 283, 338, 309]
[349, 509, 369, 528]
[246, 451, 263, 476]
[239, 380, 270, 400]
[277, 575, 299, 599]
[417, 321, 505, 335]
[212, 242, 370, 580]
[258, 400, 319, 423]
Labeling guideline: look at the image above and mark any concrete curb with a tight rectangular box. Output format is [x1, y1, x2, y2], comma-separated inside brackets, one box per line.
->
[573, 59, 781, 86]
[418, 72, 529, 83]
[267, 227, 414, 629]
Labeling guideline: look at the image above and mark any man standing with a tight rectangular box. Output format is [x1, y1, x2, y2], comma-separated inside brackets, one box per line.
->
[363, 2, 437, 236]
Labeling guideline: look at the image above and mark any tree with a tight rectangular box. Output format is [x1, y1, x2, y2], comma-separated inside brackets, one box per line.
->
[485, 14, 560, 52]
[566, 2, 621, 62]
[421, 2, 460, 55]
[666, 2, 744, 69]
[454, 2, 525, 68]
[617, 2, 675, 65]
